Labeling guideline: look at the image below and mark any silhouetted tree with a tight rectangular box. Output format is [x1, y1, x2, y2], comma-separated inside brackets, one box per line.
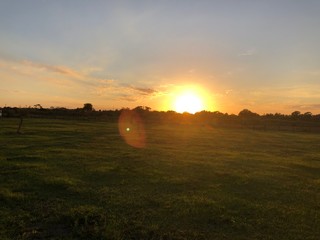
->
[303, 112, 312, 120]
[291, 111, 301, 117]
[238, 109, 259, 118]
[83, 103, 94, 112]
[291, 111, 301, 120]
[133, 106, 151, 112]
[34, 104, 43, 109]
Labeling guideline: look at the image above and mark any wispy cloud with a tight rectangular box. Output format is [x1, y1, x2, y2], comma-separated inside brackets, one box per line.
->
[0, 56, 165, 108]
[289, 104, 320, 112]
[22, 60, 82, 78]
[225, 89, 233, 95]
[93, 84, 161, 104]
[0, 57, 107, 87]
[131, 87, 157, 95]
[238, 48, 257, 56]
[0, 88, 27, 94]
[307, 70, 320, 77]
[119, 96, 138, 102]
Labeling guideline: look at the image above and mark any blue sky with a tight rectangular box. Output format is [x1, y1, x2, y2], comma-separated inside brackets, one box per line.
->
[1, 0, 320, 114]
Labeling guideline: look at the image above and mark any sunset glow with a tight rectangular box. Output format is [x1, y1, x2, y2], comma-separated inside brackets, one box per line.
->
[1, 1, 320, 114]
[174, 92, 204, 114]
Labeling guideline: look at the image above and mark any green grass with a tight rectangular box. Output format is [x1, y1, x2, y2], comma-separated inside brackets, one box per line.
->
[0, 118, 319, 239]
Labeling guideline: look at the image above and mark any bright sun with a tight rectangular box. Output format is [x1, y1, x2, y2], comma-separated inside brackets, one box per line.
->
[174, 92, 204, 114]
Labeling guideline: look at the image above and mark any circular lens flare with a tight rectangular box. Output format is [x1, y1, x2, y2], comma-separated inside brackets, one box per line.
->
[118, 110, 146, 148]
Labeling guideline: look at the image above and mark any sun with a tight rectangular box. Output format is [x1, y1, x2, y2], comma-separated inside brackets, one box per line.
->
[174, 91, 204, 114]
[160, 84, 214, 113]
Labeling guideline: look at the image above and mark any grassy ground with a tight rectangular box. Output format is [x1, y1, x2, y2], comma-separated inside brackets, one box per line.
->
[0, 117, 319, 239]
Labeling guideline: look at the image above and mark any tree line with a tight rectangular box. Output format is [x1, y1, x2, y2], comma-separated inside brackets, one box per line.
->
[1, 104, 320, 132]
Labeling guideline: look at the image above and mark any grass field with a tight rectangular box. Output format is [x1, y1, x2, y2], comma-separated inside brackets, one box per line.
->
[0, 117, 319, 239]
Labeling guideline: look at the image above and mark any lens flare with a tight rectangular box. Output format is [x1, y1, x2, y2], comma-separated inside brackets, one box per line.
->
[118, 110, 146, 148]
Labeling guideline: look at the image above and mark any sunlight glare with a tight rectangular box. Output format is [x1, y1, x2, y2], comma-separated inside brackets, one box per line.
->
[174, 92, 204, 114]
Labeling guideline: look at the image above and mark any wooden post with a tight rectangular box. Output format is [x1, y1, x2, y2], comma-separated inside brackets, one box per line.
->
[17, 117, 23, 134]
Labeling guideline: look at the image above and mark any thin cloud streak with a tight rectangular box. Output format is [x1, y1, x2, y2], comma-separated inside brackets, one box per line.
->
[238, 48, 257, 56]
[290, 104, 320, 110]
[0, 57, 107, 87]
[131, 87, 157, 95]
[22, 60, 82, 79]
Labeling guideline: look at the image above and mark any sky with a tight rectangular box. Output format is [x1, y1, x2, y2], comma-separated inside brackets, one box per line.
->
[1, 0, 320, 114]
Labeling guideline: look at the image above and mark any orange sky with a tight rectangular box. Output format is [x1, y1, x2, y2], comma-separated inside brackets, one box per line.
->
[1, 1, 320, 114]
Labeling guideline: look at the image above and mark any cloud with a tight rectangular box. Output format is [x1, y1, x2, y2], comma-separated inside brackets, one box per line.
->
[0, 56, 165, 108]
[0, 88, 27, 94]
[90, 82, 161, 103]
[225, 89, 233, 95]
[289, 104, 320, 111]
[0, 57, 112, 87]
[22, 60, 82, 78]
[131, 87, 157, 95]
[0, 57, 76, 78]
[305, 70, 320, 77]
[238, 48, 257, 56]
[119, 96, 138, 102]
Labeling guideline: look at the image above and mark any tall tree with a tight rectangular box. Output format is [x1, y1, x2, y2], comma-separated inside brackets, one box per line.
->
[83, 103, 94, 112]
